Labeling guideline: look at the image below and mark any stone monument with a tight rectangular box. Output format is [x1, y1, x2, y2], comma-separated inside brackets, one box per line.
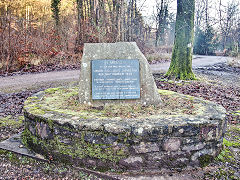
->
[22, 42, 226, 173]
[78, 42, 161, 106]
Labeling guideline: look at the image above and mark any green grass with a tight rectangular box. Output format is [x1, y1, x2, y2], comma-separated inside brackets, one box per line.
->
[212, 125, 240, 179]
[216, 125, 240, 163]
[0, 115, 24, 128]
[0, 148, 99, 179]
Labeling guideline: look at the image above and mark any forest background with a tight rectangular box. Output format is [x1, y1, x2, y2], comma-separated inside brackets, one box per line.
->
[0, 0, 239, 74]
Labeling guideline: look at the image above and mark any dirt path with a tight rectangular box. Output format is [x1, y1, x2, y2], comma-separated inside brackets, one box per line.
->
[0, 56, 235, 93]
[193, 60, 240, 88]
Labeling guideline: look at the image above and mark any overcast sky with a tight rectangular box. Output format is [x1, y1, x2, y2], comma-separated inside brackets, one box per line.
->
[137, 0, 239, 27]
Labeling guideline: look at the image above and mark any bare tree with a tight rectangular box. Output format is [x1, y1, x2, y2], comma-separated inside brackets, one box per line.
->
[218, 0, 239, 53]
[75, 0, 84, 52]
[155, 0, 169, 46]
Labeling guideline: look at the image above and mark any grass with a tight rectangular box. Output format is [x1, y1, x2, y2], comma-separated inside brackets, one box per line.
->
[0, 115, 24, 128]
[216, 125, 240, 163]
[28, 87, 203, 119]
[0, 149, 100, 179]
[209, 125, 240, 179]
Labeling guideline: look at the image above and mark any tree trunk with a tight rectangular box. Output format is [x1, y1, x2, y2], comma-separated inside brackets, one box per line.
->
[75, 0, 84, 53]
[121, 0, 126, 41]
[161, 4, 168, 45]
[51, 0, 61, 30]
[126, 1, 131, 41]
[130, 0, 134, 40]
[84, 0, 87, 22]
[155, 0, 164, 46]
[166, 0, 196, 80]
[89, 0, 95, 25]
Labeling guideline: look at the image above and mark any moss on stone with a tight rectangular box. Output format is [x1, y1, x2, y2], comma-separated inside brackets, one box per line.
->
[24, 96, 39, 105]
[22, 128, 41, 152]
[44, 88, 60, 94]
[158, 89, 177, 95]
[21, 125, 128, 168]
[25, 87, 208, 119]
[22, 86, 226, 172]
[165, 0, 196, 80]
[199, 154, 213, 167]
[0, 115, 23, 128]
[28, 106, 46, 115]
[216, 145, 234, 163]
[216, 126, 240, 164]
[230, 126, 240, 135]
[223, 138, 240, 148]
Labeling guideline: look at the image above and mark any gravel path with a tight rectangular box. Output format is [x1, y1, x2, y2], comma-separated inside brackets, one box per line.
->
[0, 70, 80, 93]
[194, 62, 240, 88]
[150, 55, 233, 73]
[0, 55, 233, 93]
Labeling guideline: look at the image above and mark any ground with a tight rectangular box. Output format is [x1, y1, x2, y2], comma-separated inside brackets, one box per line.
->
[0, 57, 239, 179]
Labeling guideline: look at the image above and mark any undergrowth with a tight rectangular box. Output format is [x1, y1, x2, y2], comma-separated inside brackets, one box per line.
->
[205, 125, 240, 179]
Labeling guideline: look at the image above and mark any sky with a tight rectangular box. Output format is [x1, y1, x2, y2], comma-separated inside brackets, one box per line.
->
[137, 0, 239, 27]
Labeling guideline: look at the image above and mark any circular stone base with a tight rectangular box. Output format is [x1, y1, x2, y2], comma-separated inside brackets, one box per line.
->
[22, 87, 226, 172]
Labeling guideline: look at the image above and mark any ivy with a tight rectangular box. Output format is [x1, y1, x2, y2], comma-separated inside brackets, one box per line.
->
[51, 0, 61, 27]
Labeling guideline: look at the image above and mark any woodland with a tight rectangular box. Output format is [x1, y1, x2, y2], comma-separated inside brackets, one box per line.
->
[0, 0, 240, 179]
[0, 0, 239, 76]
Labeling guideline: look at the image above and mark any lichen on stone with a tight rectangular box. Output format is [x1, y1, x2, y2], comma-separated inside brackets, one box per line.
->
[22, 124, 128, 168]
[24, 87, 220, 121]
[22, 86, 227, 172]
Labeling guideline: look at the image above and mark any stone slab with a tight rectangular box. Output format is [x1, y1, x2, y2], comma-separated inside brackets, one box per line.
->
[92, 59, 140, 100]
[0, 133, 46, 161]
[79, 42, 162, 106]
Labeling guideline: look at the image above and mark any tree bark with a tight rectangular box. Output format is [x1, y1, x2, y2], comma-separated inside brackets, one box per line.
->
[75, 0, 84, 52]
[155, 0, 166, 46]
[126, 1, 131, 41]
[51, 0, 61, 29]
[166, 0, 196, 80]
[121, 0, 126, 41]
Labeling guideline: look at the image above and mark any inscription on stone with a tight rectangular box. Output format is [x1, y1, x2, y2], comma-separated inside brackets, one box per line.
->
[92, 59, 140, 100]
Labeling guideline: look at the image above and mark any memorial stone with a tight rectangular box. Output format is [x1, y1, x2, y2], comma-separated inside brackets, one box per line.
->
[23, 41, 226, 171]
[79, 42, 161, 106]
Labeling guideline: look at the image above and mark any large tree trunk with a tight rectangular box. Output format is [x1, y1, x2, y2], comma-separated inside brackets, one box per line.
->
[166, 0, 195, 80]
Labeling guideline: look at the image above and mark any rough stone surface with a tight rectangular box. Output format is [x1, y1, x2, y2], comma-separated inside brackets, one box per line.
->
[133, 142, 159, 153]
[0, 133, 47, 161]
[182, 142, 205, 151]
[163, 138, 181, 152]
[36, 122, 51, 139]
[22, 87, 227, 172]
[78, 42, 161, 106]
[191, 148, 217, 161]
[119, 156, 143, 169]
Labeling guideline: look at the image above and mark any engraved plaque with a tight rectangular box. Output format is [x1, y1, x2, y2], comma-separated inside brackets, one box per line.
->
[92, 59, 140, 100]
